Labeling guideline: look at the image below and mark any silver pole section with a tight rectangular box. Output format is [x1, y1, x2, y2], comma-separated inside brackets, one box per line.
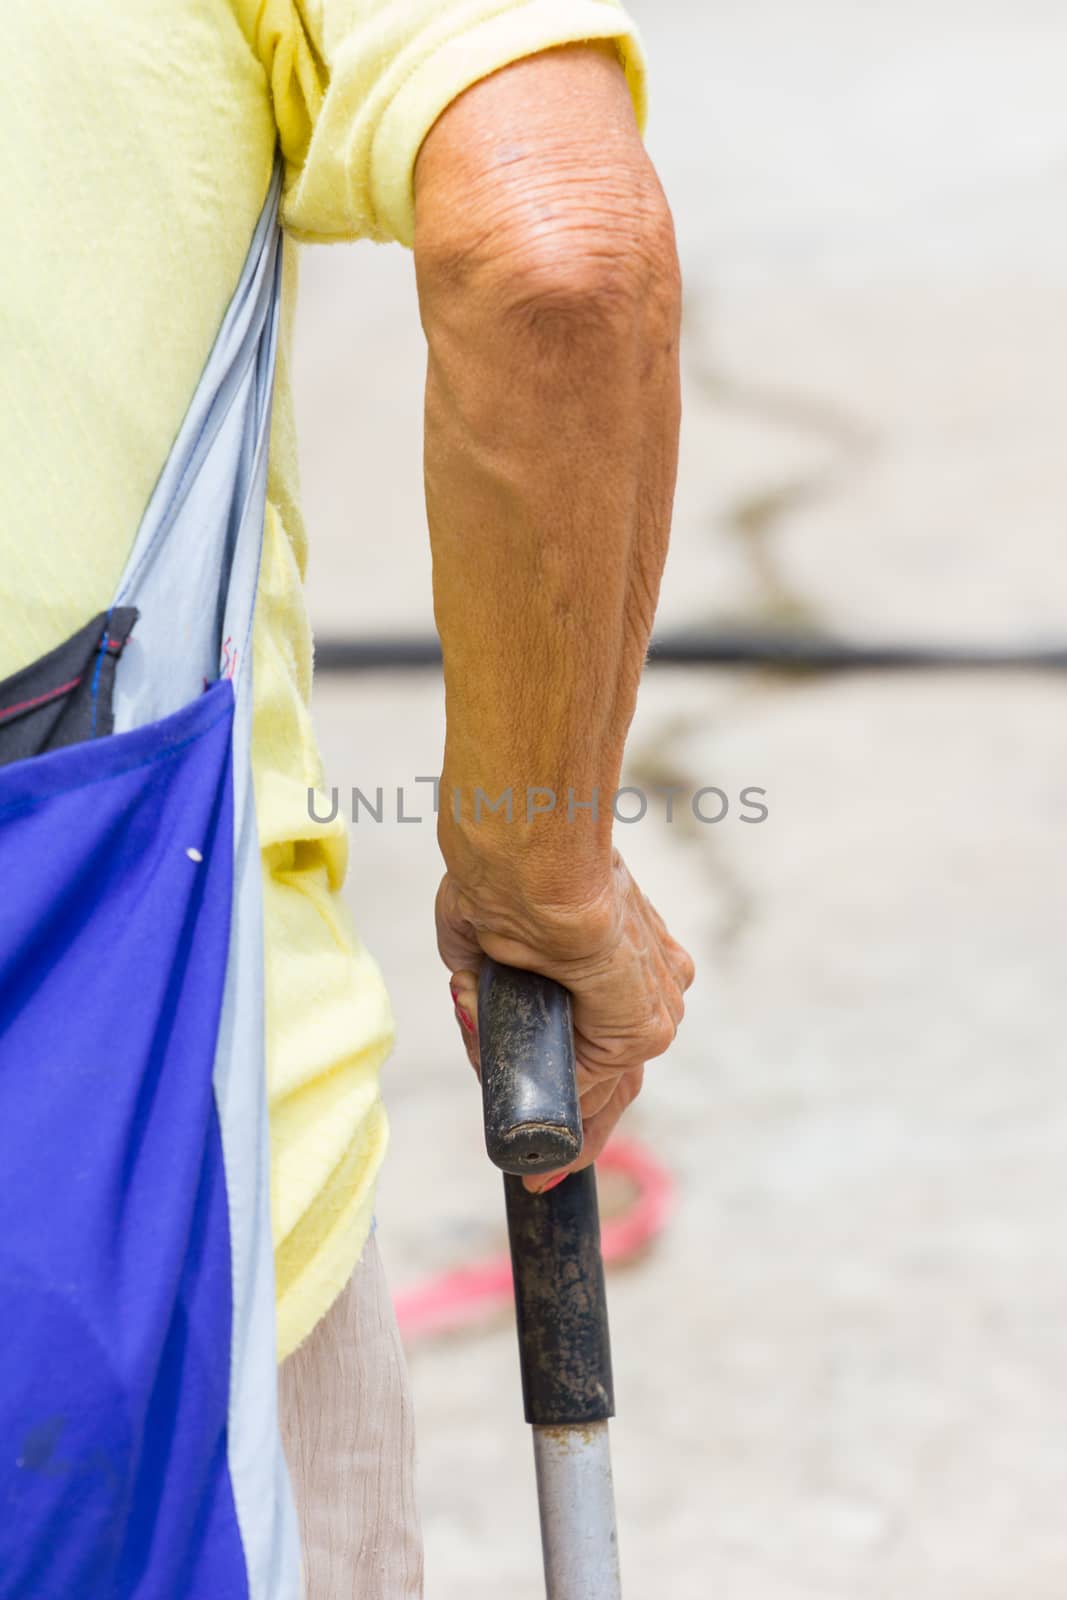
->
[533, 1423, 622, 1600]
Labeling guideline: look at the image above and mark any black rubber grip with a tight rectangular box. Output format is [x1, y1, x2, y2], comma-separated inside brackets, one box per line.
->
[478, 961, 583, 1176]
[505, 1168, 615, 1426]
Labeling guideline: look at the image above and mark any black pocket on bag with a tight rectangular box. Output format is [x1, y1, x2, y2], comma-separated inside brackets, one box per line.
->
[0, 608, 138, 768]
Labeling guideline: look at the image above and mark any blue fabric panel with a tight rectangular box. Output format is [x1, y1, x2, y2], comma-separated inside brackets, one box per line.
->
[0, 681, 249, 1599]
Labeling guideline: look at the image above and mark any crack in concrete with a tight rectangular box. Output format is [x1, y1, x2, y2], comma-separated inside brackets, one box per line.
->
[683, 292, 878, 629]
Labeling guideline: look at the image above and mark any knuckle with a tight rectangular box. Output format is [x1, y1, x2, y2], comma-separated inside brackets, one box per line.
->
[586, 1033, 635, 1073]
[645, 1011, 677, 1058]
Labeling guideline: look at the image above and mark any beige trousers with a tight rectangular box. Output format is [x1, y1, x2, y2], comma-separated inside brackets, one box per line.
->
[278, 1236, 424, 1599]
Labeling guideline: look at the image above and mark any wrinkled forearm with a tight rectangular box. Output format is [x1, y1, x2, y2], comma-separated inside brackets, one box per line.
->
[413, 43, 681, 920]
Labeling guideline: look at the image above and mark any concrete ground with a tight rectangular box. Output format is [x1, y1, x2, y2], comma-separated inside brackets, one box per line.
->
[293, 3, 1067, 1594]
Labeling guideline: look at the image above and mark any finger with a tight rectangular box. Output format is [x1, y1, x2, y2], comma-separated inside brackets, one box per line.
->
[577, 1076, 621, 1118]
[663, 935, 696, 996]
[642, 897, 696, 996]
[447, 968, 480, 1073]
[661, 966, 688, 1028]
[448, 968, 479, 1031]
[573, 1036, 628, 1110]
[573, 985, 678, 1075]
[523, 1067, 643, 1193]
[574, 1067, 643, 1169]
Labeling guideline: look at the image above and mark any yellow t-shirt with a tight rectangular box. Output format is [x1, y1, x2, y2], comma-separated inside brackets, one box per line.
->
[3, 0, 645, 1359]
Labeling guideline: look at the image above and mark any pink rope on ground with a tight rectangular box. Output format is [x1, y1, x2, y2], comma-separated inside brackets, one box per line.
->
[392, 1137, 675, 1341]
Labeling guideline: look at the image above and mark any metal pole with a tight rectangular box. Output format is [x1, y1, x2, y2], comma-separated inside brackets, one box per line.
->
[533, 1423, 621, 1600]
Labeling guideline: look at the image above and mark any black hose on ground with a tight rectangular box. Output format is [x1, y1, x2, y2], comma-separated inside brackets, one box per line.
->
[314, 630, 1067, 675]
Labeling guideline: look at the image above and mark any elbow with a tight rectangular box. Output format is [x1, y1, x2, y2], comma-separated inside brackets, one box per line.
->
[417, 172, 682, 356]
[495, 189, 682, 346]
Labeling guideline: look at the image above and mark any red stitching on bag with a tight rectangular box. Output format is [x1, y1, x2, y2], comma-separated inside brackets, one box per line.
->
[0, 675, 83, 725]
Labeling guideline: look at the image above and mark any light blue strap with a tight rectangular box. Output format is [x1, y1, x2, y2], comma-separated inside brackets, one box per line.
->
[112, 157, 283, 734]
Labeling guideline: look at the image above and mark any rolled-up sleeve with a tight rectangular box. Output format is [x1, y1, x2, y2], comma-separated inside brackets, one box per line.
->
[245, 0, 647, 247]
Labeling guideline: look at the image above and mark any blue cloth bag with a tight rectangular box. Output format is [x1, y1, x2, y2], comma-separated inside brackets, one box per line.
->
[0, 162, 302, 1599]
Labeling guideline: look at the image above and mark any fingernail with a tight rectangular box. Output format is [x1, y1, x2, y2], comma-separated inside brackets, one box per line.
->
[456, 1004, 475, 1033]
[538, 1172, 568, 1194]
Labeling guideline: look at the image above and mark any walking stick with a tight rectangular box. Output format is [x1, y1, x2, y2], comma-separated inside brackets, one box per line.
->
[478, 959, 622, 1600]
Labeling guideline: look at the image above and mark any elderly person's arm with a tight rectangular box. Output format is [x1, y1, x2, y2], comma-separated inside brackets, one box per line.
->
[413, 41, 693, 1183]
